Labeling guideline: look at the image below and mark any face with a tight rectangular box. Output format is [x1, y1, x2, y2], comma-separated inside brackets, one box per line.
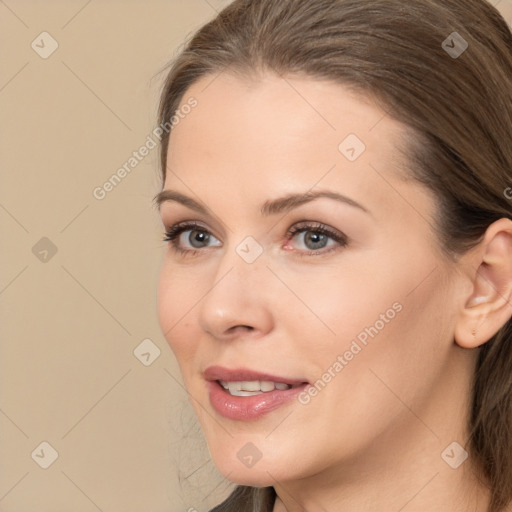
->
[157, 72, 463, 486]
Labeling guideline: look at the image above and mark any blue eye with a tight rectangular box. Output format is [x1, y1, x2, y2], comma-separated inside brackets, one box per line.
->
[162, 221, 348, 257]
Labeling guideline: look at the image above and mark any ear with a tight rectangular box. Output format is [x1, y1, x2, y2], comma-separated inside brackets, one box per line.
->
[454, 217, 512, 349]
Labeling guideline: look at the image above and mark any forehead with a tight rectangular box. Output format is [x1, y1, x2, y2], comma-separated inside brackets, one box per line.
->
[163, 71, 420, 220]
[169, 71, 400, 158]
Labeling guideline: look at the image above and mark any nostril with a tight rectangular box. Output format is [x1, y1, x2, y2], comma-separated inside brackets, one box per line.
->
[229, 325, 253, 333]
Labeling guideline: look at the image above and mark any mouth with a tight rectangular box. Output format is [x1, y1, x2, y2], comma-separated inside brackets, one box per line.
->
[203, 365, 309, 389]
[217, 379, 305, 396]
[204, 366, 310, 420]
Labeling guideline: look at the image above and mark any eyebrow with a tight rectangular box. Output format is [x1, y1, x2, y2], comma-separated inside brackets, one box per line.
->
[153, 189, 370, 216]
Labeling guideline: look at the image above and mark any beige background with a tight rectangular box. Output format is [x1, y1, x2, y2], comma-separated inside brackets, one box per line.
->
[1, 1, 511, 511]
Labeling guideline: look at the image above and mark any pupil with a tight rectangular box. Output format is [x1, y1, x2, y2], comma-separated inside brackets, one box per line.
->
[190, 230, 209, 248]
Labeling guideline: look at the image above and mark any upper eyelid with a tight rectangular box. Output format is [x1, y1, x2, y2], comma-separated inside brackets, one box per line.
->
[165, 219, 340, 234]
[160, 216, 226, 239]
[166, 220, 220, 237]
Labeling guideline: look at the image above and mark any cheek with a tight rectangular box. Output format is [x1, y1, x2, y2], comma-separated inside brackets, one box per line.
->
[284, 251, 455, 403]
[274, 258, 405, 360]
[157, 264, 200, 366]
[303, 261, 455, 424]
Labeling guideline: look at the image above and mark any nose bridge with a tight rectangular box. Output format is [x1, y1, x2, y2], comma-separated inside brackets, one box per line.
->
[197, 235, 274, 338]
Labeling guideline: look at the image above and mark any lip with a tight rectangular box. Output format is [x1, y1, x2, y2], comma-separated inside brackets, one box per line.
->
[204, 365, 310, 421]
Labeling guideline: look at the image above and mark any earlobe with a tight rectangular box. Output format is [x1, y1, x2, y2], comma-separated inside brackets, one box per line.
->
[454, 218, 512, 349]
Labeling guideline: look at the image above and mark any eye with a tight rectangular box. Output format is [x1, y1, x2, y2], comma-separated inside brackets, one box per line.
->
[284, 221, 348, 256]
[162, 220, 348, 257]
[162, 221, 221, 255]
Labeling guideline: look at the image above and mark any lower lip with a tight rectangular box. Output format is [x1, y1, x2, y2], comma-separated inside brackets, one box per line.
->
[207, 380, 309, 421]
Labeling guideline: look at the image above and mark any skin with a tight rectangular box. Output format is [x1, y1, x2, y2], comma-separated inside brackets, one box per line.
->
[156, 72, 512, 511]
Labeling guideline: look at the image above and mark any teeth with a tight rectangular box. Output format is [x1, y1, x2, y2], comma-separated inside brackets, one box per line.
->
[230, 389, 263, 397]
[240, 380, 260, 391]
[218, 380, 292, 395]
[227, 382, 242, 392]
[260, 381, 275, 392]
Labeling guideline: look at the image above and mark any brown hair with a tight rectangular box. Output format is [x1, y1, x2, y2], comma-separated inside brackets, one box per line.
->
[156, 1, 512, 511]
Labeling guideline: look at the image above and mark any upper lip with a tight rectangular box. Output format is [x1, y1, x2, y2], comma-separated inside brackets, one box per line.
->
[204, 365, 309, 385]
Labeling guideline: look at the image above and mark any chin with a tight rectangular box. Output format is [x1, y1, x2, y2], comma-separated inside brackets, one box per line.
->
[209, 449, 287, 486]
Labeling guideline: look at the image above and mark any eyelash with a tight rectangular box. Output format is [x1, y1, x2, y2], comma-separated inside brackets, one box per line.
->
[162, 221, 348, 258]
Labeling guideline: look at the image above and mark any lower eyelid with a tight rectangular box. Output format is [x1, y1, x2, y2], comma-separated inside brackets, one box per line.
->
[285, 237, 346, 257]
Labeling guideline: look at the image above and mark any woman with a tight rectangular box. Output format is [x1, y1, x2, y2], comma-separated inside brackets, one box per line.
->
[154, 0, 512, 510]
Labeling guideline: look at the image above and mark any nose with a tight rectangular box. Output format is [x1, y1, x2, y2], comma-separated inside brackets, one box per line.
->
[197, 246, 275, 342]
